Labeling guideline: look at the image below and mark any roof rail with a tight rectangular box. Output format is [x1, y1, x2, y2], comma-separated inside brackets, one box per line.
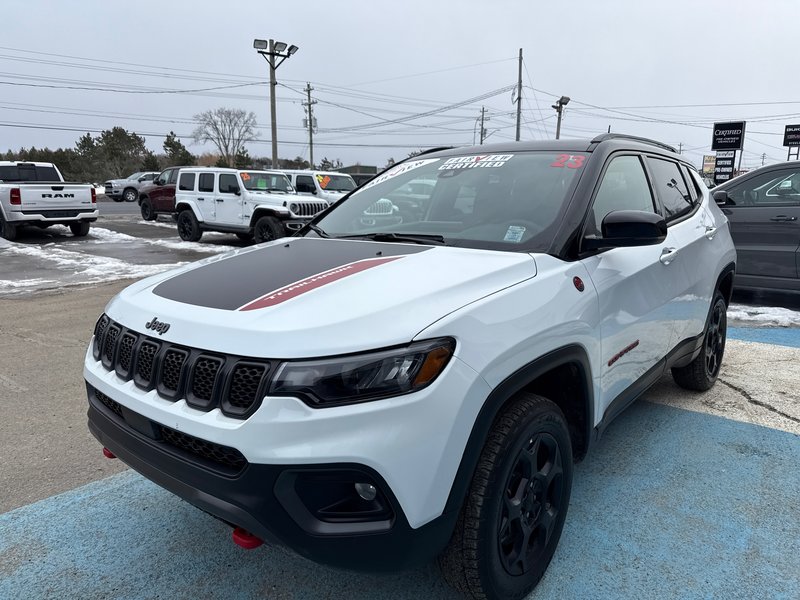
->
[590, 133, 676, 154]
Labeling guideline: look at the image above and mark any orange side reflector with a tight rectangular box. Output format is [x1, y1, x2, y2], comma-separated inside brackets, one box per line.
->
[413, 346, 452, 386]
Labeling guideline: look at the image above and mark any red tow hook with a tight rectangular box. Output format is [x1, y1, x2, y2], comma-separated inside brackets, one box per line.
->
[102, 447, 117, 459]
[232, 527, 264, 549]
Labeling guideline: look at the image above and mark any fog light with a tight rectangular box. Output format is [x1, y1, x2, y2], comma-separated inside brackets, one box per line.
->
[355, 482, 377, 501]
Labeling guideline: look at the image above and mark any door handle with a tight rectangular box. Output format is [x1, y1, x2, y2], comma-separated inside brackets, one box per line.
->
[704, 226, 717, 240]
[770, 215, 797, 222]
[216, 199, 224, 203]
[197, 197, 204, 201]
[659, 247, 678, 265]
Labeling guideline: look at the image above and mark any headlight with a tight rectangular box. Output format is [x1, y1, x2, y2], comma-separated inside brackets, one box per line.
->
[269, 338, 455, 407]
[289, 202, 299, 213]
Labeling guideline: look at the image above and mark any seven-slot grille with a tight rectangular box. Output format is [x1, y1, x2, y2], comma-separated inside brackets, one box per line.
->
[92, 315, 270, 419]
[289, 201, 328, 217]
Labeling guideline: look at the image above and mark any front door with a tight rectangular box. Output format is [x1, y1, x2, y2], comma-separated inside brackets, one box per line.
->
[215, 173, 243, 226]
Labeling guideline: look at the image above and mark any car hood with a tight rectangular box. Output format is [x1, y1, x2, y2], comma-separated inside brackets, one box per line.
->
[105, 237, 538, 357]
[105, 178, 133, 186]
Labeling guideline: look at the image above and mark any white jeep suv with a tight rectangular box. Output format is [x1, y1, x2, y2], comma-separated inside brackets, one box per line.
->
[84, 135, 736, 600]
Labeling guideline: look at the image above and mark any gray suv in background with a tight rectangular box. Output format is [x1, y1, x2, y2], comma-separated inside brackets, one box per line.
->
[713, 162, 800, 293]
[103, 171, 160, 202]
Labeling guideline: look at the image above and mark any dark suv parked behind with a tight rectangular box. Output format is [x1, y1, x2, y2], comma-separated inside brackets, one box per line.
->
[138, 166, 180, 220]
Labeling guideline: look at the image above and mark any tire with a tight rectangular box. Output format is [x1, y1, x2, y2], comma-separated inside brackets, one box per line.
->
[123, 187, 138, 202]
[253, 215, 284, 244]
[140, 199, 156, 221]
[235, 232, 254, 242]
[69, 221, 90, 237]
[0, 213, 17, 241]
[671, 291, 727, 391]
[177, 209, 202, 242]
[112, 195, 123, 202]
[439, 393, 573, 600]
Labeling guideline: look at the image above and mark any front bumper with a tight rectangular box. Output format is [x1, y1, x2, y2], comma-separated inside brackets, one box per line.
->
[87, 386, 458, 570]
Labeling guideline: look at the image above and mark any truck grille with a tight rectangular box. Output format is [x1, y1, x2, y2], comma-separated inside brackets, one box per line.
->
[289, 201, 328, 217]
[91, 386, 246, 472]
[92, 315, 271, 419]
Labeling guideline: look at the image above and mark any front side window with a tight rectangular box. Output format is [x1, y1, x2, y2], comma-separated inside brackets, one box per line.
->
[219, 174, 239, 194]
[726, 169, 800, 206]
[295, 175, 316, 194]
[168, 169, 179, 184]
[198, 173, 215, 193]
[311, 152, 586, 252]
[587, 155, 655, 237]
[647, 157, 693, 221]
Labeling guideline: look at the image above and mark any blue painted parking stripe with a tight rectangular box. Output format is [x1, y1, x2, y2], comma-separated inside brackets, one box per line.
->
[728, 326, 800, 349]
[1, 402, 798, 599]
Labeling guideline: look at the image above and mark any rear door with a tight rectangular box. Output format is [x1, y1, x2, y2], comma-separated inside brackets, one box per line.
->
[196, 172, 216, 221]
[720, 167, 800, 280]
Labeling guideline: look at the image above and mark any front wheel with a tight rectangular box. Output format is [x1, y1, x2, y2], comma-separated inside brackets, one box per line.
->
[671, 291, 727, 391]
[253, 215, 284, 244]
[123, 188, 138, 202]
[69, 221, 90, 237]
[140, 199, 156, 221]
[177, 209, 202, 242]
[439, 393, 573, 600]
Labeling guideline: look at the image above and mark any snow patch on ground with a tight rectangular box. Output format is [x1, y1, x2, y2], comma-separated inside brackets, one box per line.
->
[728, 303, 800, 328]
[0, 278, 59, 289]
[90, 227, 237, 253]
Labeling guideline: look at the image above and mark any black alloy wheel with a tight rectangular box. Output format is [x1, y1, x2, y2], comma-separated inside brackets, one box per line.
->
[177, 209, 202, 242]
[140, 199, 155, 221]
[704, 298, 726, 379]
[498, 432, 564, 576]
[671, 291, 727, 391]
[253, 215, 284, 244]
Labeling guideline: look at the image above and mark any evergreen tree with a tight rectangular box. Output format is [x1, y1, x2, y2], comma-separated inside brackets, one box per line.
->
[163, 131, 195, 166]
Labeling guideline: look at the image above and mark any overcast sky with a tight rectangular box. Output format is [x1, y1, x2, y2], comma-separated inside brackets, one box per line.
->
[2, 0, 798, 170]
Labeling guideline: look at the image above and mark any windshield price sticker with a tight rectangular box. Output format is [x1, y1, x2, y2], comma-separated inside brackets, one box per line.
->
[550, 154, 585, 169]
[504, 225, 526, 243]
[354, 158, 440, 193]
[316, 175, 332, 189]
[240, 172, 251, 181]
[438, 154, 514, 170]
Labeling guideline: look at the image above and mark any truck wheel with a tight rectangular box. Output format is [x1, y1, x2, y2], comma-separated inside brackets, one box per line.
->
[177, 210, 202, 242]
[69, 222, 90, 237]
[235, 232, 254, 242]
[123, 188, 138, 202]
[439, 393, 573, 600]
[0, 214, 17, 241]
[671, 291, 727, 391]
[140, 199, 156, 221]
[253, 215, 284, 243]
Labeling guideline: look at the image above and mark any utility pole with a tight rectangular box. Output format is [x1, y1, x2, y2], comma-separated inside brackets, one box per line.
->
[253, 38, 299, 167]
[678, 142, 683, 154]
[479, 106, 489, 144]
[552, 96, 570, 140]
[761, 152, 766, 166]
[302, 82, 317, 169]
[515, 48, 522, 141]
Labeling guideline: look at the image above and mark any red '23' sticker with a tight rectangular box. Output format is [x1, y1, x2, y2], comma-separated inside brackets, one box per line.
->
[550, 154, 585, 169]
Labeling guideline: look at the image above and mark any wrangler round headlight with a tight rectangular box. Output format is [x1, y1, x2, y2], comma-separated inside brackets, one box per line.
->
[269, 338, 455, 407]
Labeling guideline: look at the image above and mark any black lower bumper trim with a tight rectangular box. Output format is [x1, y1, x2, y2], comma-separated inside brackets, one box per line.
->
[87, 397, 457, 571]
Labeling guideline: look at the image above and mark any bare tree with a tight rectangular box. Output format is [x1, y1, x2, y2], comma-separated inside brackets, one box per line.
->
[192, 108, 257, 167]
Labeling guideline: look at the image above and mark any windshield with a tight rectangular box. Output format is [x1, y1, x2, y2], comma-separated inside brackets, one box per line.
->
[240, 171, 294, 192]
[316, 174, 356, 192]
[309, 152, 586, 252]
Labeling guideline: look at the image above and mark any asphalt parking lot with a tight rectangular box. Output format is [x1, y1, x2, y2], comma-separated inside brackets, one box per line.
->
[1, 204, 799, 599]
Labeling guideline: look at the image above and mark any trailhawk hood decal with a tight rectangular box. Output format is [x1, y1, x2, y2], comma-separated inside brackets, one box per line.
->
[153, 238, 427, 310]
[110, 238, 538, 357]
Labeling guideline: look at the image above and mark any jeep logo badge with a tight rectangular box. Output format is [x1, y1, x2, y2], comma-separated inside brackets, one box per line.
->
[145, 317, 171, 335]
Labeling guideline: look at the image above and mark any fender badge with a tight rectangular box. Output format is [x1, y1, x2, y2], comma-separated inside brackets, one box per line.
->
[145, 317, 171, 335]
[573, 276, 585, 292]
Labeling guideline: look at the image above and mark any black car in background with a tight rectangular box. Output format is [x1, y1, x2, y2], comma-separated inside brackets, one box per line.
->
[713, 161, 800, 293]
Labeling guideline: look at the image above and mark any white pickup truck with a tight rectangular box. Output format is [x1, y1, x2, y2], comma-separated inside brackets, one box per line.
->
[0, 161, 98, 241]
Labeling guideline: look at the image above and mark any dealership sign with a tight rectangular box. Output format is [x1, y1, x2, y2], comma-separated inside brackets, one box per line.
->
[711, 121, 746, 151]
[702, 155, 716, 175]
[783, 124, 800, 147]
[714, 150, 736, 184]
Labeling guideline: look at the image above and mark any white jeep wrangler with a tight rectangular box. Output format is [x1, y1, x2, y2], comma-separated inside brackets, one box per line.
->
[173, 167, 328, 243]
[85, 135, 736, 600]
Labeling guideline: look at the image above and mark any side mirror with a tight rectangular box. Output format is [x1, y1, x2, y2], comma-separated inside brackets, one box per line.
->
[713, 190, 730, 206]
[583, 210, 667, 251]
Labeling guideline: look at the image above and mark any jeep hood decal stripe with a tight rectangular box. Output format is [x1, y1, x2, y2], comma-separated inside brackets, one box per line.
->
[151, 238, 429, 310]
[238, 256, 402, 311]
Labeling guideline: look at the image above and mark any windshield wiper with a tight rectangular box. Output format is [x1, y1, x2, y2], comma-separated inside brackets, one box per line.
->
[335, 232, 446, 245]
[304, 223, 330, 238]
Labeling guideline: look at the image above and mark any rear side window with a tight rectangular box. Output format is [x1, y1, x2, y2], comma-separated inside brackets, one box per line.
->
[680, 165, 699, 203]
[198, 173, 215, 193]
[647, 157, 694, 221]
[178, 173, 195, 191]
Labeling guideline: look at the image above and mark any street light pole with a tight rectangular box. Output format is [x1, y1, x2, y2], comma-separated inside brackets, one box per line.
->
[253, 38, 299, 168]
[552, 95, 570, 140]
